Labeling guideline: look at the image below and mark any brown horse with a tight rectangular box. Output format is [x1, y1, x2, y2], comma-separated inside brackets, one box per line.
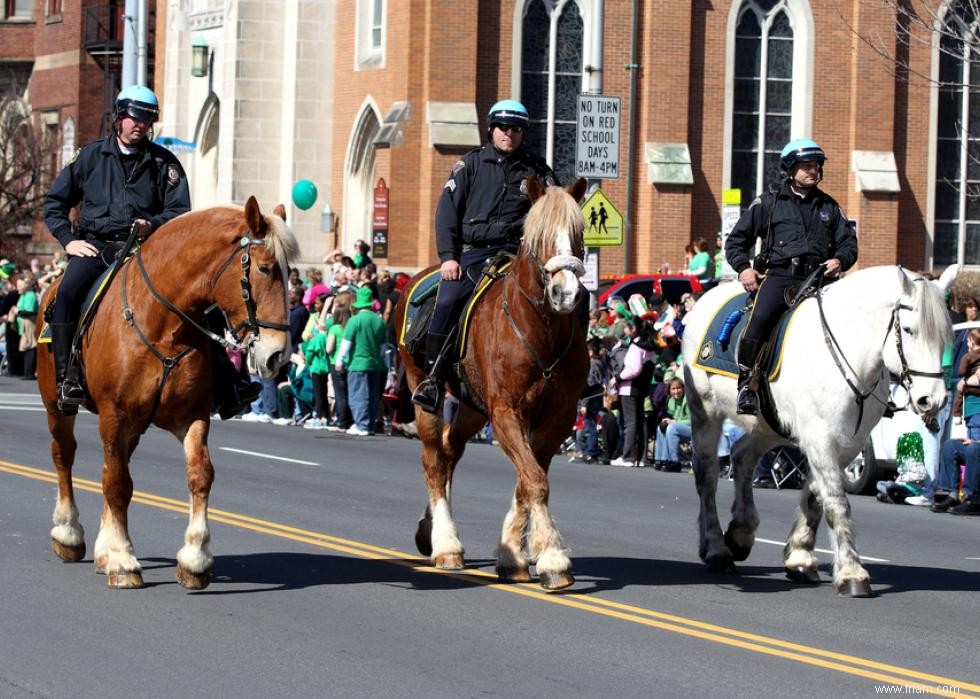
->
[396, 177, 588, 591]
[37, 197, 298, 589]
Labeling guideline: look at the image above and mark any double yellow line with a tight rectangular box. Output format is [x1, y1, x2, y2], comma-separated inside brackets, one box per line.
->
[1, 458, 976, 697]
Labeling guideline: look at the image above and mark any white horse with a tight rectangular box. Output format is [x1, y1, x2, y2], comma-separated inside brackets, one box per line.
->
[681, 265, 953, 597]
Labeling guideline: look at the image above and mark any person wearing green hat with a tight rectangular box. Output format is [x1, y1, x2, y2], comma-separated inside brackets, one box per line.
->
[334, 286, 387, 435]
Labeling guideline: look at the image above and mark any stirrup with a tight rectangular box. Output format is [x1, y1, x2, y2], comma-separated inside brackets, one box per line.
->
[736, 387, 759, 416]
[216, 380, 262, 420]
[57, 380, 86, 410]
[411, 378, 441, 414]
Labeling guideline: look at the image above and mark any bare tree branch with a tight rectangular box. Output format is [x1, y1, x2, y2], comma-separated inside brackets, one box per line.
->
[0, 94, 59, 239]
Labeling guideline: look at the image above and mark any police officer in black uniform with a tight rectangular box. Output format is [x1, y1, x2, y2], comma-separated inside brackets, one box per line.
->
[725, 138, 858, 415]
[44, 85, 191, 408]
[411, 99, 557, 413]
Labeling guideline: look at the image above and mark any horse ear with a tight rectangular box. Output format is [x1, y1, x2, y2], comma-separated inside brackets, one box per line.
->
[526, 176, 546, 203]
[245, 196, 267, 238]
[567, 178, 587, 203]
[935, 263, 959, 293]
[273, 204, 287, 222]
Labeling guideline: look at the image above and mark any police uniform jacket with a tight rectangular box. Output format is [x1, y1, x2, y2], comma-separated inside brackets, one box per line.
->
[435, 142, 557, 263]
[44, 135, 191, 249]
[725, 181, 857, 275]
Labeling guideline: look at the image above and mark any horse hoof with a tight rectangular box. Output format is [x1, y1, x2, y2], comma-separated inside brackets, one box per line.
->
[52, 539, 86, 563]
[785, 566, 821, 585]
[415, 516, 433, 557]
[434, 553, 464, 570]
[704, 554, 735, 574]
[539, 571, 574, 591]
[176, 565, 211, 590]
[94, 556, 108, 575]
[723, 529, 753, 562]
[107, 572, 144, 589]
[836, 579, 873, 598]
[496, 566, 533, 583]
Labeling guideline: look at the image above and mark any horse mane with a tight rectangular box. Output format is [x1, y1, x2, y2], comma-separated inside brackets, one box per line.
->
[902, 266, 954, 346]
[519, 186, 585, 261]
[828, 266, 952, 345]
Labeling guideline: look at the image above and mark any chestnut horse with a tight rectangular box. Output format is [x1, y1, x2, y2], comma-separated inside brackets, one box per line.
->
[36, 197, 297, 589]
[396, 178, 588, 591]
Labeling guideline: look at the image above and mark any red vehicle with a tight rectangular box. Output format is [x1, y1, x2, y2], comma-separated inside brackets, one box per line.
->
[595, 273, 705, 309]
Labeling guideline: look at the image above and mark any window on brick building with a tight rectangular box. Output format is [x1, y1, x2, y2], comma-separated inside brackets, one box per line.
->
[356, 0, 385, 69]
[47, 0, 62, 20]
[519, 0, 584, 186]
[729, 0, 797, 205]
[933, 1, 980, 267]
[2, 0, 33, 20]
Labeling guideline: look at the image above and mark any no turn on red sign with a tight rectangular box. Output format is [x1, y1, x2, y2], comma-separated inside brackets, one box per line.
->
[575, 95, 621, 179]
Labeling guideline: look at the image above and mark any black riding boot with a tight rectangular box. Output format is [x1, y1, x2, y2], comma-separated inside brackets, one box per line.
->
[211, 344, 263, 420]
[735, 338, 762, 416]
[51, 322, 85, 409]
[411, 332, 450, 414]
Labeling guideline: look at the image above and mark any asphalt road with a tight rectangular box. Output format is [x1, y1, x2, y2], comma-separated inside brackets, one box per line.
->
[0, 377, 977, 699]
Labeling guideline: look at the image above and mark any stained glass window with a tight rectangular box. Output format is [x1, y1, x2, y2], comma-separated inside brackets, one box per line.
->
[730, 2, 794, 204]
[520, 0, 584, 185]
[934, 2, 980, 266]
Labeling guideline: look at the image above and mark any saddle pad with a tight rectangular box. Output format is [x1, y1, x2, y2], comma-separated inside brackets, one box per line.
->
[399, 269, 441, 347]
[38, 263, 118, 344]
[692, 291, 803, 382]
[398, 256, 513, 357]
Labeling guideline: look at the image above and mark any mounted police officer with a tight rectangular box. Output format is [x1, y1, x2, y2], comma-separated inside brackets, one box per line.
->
[725, 138, 858, 415]
[410, 99, 558, 413]
[44, 86, 258, 417]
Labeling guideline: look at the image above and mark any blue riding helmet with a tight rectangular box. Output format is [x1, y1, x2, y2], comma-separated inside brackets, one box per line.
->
[115, 85, 160, 123]
[780, 138, 825, 173]
[487, 99, 530, 131]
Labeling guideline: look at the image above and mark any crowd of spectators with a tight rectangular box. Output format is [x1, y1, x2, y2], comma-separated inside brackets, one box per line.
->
[0, 254, 68, 380]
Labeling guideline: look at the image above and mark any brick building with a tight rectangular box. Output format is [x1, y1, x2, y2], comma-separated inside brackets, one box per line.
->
[0, 0, 156, 261]
[328, 0, 969, 277]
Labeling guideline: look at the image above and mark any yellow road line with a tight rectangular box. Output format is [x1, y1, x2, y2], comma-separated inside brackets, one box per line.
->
[1, 459, 976, 697]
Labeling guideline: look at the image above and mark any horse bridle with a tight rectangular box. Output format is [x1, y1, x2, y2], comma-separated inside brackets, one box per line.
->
[817, 277, 944, 433]
[501, 247, 583, 381]
[207, 231, 291, 347]
[119, 229, 289, 428]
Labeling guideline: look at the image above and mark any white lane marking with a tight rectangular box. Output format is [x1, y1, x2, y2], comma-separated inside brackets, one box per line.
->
[0, 406, 47, 412]
[755, 537, 889, 563]
[218, 446, 319, 467]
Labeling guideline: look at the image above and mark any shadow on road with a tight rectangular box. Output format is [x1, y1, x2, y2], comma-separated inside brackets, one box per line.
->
[137, 553, 980, 597]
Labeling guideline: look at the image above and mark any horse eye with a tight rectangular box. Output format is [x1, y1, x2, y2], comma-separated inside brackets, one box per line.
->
[901, 326, 914, 335]
[257, 264, 272, 275]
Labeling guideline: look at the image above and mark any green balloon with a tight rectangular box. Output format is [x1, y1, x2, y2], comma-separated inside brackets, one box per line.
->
[292, 179, 318, 210]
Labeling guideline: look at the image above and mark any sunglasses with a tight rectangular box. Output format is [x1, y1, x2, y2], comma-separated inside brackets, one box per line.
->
[495, 125, 524, 134]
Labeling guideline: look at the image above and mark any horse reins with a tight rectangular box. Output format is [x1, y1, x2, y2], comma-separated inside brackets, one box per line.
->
[119, 229, 288, 429]
[816, 274, 943, 435]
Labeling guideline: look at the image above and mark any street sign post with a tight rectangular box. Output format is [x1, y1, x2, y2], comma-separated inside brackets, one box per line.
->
[575, 95, 621, 179]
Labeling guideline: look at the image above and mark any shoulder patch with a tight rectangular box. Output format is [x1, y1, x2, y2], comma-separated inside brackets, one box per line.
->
[166, 164, 181, 189]
[747, 196, 763, 209]
[67, 148, 81, 166]
[451, 160, 465, 175]
[444, 179, 456, 192]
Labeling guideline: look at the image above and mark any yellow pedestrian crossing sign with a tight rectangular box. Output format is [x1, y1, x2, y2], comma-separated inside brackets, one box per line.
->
[582, 189, 623, 247]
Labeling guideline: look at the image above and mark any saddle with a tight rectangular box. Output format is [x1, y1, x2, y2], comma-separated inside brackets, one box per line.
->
[401, 253, 514, 414]
[694, 274, 823, 437]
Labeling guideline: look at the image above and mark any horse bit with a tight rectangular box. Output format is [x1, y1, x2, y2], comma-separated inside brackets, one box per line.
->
[119, 229, 289, 426]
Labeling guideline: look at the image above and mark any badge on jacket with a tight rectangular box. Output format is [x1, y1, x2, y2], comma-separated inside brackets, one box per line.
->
[166, 165, 181, 189]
